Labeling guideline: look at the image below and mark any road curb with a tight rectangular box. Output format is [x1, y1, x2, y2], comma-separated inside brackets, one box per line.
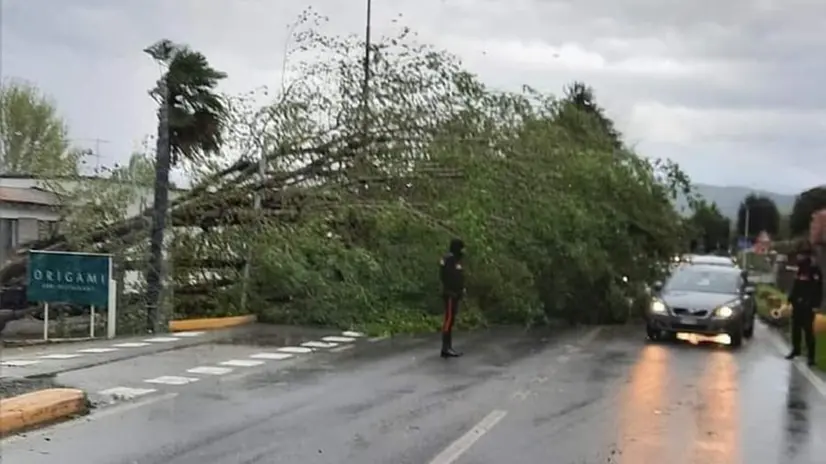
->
[0, 388, 89, 436]
[169, 315, 257, 332]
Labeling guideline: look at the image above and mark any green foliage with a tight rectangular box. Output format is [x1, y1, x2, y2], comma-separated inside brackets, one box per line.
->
[790, 186, 826, 238]
[736, 194, 780, 238]
[688, 200, 731, 253]
[0, 79, 81, 175]
[178, 15, 694, 334]
[144, 40, 229, 166]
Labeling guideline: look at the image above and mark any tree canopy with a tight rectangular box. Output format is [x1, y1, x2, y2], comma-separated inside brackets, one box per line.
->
[0, 15, 697, 334]
[0, 79, 80, 176]
[688, 201, 731, 253]
[790, 186, 826, 238]
[736, 194, 780, 239]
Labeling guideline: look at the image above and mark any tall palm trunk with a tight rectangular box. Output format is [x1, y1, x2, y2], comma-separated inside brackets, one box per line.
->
[146, 81, 171, 333]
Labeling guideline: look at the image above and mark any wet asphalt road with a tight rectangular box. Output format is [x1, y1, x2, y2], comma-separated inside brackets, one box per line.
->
[3, 323, 826, 464]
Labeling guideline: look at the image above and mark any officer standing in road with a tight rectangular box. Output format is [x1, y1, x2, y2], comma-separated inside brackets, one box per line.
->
[440, 238, 465, 358]
[785, 244, 823, 366]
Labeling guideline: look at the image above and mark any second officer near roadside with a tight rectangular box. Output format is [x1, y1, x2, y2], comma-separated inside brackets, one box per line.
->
[439, 238, 465, 358]
[785, 244, 823, 366]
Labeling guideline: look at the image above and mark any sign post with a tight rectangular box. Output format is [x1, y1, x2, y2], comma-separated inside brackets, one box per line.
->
[27, 250, 117, 340]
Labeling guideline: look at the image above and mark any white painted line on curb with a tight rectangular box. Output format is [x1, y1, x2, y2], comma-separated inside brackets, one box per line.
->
[302, 341, 338, 349]
[187, 366, 234, 375]
[113, 342, 151, 348]
[145, 376, 199, 385]
[144, 337, 180, 343]
[0, 360, 40, 367]
[277, 346, 313, 354]
[78, 348, 119, 353]
[330, 344, 355, 353]
[99, 386, 157, 400]
[40, 353, 82, 359]
[250, 352, 294, 360]
[763, 321, 826, 398]
[323, 336, 356, 343]
[174, 331, 205, 337]
[342, 331, 365, 337]
[220, 359, 265, 367]
[428, 409, 508, 464]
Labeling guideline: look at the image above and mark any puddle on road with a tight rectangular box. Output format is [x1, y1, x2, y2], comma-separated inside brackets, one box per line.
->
[212, 326, 335, 348]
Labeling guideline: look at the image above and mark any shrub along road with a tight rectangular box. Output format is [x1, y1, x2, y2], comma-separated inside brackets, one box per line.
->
[2, 324, 826, 464]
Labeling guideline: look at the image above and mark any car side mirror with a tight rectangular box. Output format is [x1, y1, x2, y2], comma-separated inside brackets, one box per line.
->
[651, 281, 663, 292]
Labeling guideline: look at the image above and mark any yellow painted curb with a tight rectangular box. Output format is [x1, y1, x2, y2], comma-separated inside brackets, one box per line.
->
[0, 388, 88, 436]
[169, 314, 257, 332]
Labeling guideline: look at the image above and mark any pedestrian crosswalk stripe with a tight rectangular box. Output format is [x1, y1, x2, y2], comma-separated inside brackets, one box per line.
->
[277, 346, 313, 354]
[40, 353, 82, 359]
[342, 331, 365, 337]
[145, 376, 199, 385]
[99, 387, 157, 399]
[187, 366, 234, 375]
[78, 348, 119, 353]
[323, 336, 356, 343]
[250, 352, 294, 360]
[302, 341, 338, 349]
[174, 331, 205, 337]
[113, 342, 151, 348]
[220, 359, 265, 367]
[0, 360, 40, 367]
[144, 337, 180, 343]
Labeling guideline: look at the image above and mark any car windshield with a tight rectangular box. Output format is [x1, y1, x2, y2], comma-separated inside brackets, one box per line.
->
[664, 268, 740, 294]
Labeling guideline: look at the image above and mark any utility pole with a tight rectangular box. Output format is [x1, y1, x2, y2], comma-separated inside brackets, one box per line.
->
[239, 144, 266, 312]
[742, 207, 751, 270]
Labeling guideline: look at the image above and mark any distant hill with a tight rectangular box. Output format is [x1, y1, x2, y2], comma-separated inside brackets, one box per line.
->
[675, 184, 796, 219]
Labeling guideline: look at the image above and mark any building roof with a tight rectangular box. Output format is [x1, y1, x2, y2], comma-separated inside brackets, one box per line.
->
[0, 187, 61, 206]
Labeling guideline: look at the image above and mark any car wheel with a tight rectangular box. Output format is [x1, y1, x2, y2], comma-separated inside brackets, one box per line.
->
[743, 315, 755, 339]
[729, 321, 744, 348]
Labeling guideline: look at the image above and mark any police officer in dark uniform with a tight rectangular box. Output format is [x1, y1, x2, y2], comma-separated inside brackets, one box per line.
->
[440, 238, 465, 358]
[785, 245, 823, 366]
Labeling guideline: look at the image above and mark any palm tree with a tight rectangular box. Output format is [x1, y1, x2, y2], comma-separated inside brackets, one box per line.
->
[144, 39, 228, 333]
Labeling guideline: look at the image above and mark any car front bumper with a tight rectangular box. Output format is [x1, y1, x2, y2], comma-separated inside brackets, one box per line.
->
[647, 313, 740, 335]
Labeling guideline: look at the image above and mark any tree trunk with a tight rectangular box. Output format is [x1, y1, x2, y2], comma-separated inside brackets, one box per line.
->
[146, 83, 171, 334]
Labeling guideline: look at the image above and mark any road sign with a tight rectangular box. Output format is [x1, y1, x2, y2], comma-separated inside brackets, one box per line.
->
[737, 237, 752, 251]
[27, 250, 112, 307]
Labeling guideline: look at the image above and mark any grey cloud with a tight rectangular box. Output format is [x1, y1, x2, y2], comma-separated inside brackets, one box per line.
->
[1, 0, 824, 192]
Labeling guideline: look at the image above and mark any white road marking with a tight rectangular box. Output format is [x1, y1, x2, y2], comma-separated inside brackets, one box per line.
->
[302, 341, 338, 349]
[368, 336, 389, 343]
[78, 348, 119, 353]
[764, 322, 826, 397]
[219, 359, 265, 367]
[578, 326, 603, 346]
[330, 344, 355, 353]
[98, 386, 157, 400]
[0, 360, 40, 367]
[40, 353, 82, 359]
[322, 336, 356, 343]
[145, 376, 199, 385]
[144, 337, 180, 343]
[187, 366, 234, 375]
[174, 331, 205, 337]
[511, 390, 530, 401]
[113, 342, 150, 348]
[428, 409, 508, 464]
[250, 352, 294, 360]
[277, 346, 313, 354]
[342, 331, 365, 337]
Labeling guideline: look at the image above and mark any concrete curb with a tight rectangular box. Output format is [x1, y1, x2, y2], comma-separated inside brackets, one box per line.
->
[0, 388, 88, 436]
[169, 315, 257, 332]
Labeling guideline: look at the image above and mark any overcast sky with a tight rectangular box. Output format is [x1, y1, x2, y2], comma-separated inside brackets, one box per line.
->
[2, 0, 824, 193]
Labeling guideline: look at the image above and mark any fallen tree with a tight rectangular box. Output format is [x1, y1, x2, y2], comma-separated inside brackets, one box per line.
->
[2, 13, 695, 334]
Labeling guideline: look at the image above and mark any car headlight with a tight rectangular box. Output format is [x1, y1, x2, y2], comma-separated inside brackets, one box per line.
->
[714, 306, 734, 318]
[650, 299, 667, 314]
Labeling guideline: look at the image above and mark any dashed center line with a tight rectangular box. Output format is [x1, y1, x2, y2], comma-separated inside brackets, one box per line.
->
[187, 366, 234, 375]
[220, 359, 265, 367]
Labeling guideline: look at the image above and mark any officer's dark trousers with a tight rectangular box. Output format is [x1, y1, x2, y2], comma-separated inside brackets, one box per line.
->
[791, 303, 816, 360]
[441, 295, 460, 351]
